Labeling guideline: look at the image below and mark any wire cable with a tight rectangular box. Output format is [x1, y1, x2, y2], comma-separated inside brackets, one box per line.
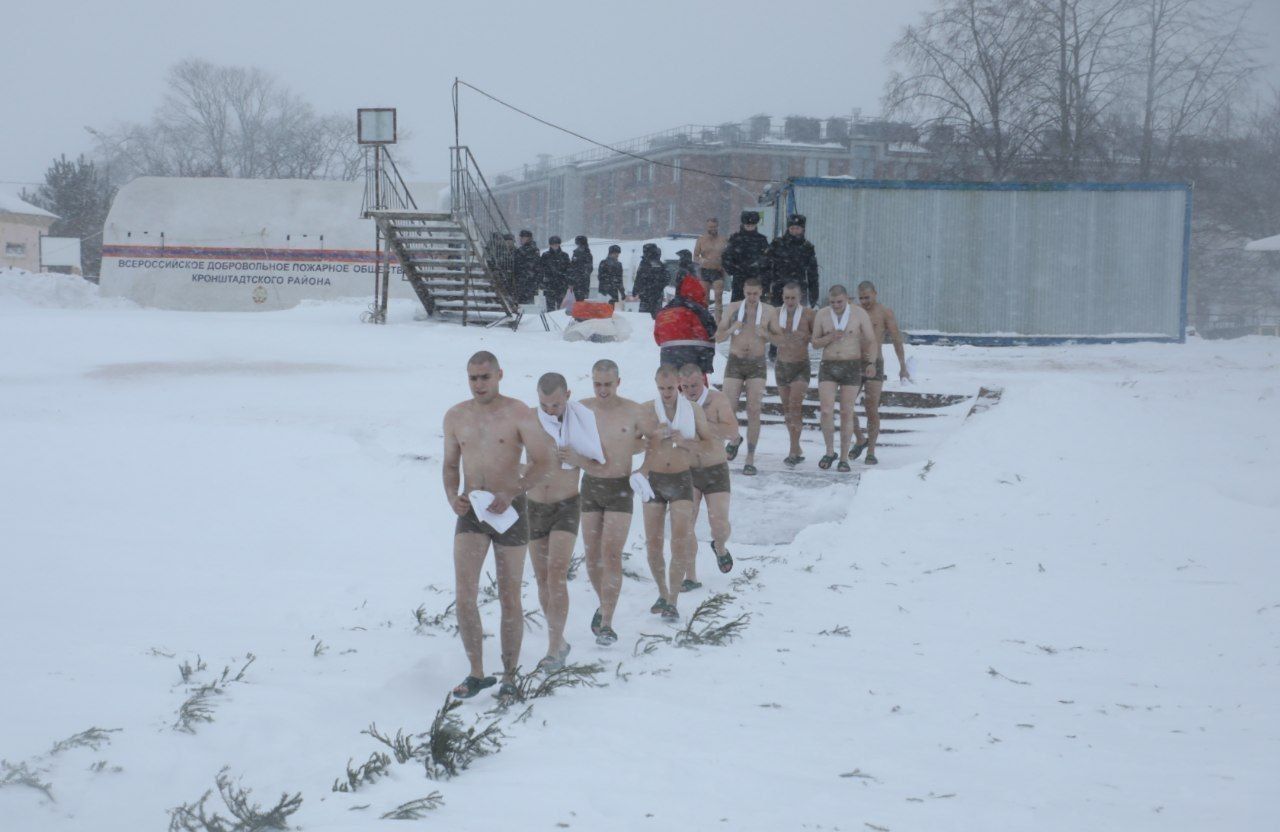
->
[453, 79, 778, 188]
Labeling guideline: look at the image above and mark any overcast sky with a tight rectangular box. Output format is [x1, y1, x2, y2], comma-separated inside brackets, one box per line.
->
[5, 0, 1279, 188]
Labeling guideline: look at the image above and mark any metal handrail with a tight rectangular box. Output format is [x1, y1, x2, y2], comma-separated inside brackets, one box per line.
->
[361, 145, 418, 216]
[451, 145, 518, 314]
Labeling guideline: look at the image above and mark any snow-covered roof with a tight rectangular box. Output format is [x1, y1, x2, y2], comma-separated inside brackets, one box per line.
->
[0, 185, 58, 220]
[1244, 234, 1280, 251]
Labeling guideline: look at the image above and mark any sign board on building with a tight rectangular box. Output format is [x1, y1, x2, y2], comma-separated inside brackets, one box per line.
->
[40, 236, 82, 270]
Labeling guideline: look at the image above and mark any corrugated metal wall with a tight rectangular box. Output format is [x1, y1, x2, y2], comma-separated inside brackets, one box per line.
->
[788, 181, 1188, 340]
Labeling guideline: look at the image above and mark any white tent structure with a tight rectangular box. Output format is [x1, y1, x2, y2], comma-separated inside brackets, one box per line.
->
[100, 177, 445, 311]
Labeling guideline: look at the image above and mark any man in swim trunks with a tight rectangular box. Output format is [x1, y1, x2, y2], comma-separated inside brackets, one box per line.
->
[527, 372, 582, 672]
[561, 359, 649, 647]
[638, 365, 710, 619]
[851, 280, 910, 465]
[766, 281, 816, 466]
[714, 276, 776, 475]
[676, 363, 737, 589]
[810, 285, 877, 473]
[442, 351, 555, 700]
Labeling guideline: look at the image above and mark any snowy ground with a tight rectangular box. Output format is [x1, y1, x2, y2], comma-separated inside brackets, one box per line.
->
[1, 272, 1277, 831]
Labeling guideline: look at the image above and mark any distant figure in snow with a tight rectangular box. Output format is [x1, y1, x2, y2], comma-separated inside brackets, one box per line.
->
[715, 276, 776, 476]
[811, 286, 876, 472]
[694, 217, 728, 317]
[765, 281, 816, 467]
[569, 235, 593, 302]
[597, 244, 626, 306]
[850, 280, 910, 466]
[676, 363, 737, 589]
[633, 242, 669, 317]
[721, 210, 770, 303]
[513, 230, 541, 304]
[765, 213, 820, 308]
[442, 351, 555, 701]
[540, 236, 571, 311]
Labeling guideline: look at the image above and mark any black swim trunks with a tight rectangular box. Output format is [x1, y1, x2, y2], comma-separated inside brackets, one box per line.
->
[774, 360, 812, 386]
[527, 494, 581, 540]
[724, 354, 767, 381]
[580, 474, 634, 514]
[690, 462, 731, 495]
[455, 494, 529, 547]
[646, 470, 694, 504]
[818, 359, 863, 387]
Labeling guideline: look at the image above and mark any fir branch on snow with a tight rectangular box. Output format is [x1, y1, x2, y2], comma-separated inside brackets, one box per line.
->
[331, 752, 392, 793]
[48, 727, 122, 755]
[621, 566, 649, 582]
[167, 767, 301, 832]
[818, 625, 851, 637]
[362, 723, 425, 764]
[729, 567, 760, 591]
[633, 594, 750, 654]
[502, 661, 606, 705]
[922, 563, 956, 574]
[88, 760, 124, 774]
[412, 601, 457, 634]
[179, 655, 207, 683]
[566, 554, 585, 581]
[523, 608, 546, 632]
[987, 667, 1032, 686]
[918, 459, 935, 480]
[312, 639, 328, 657]
[381, 793, 444, 819]
[424, 696, 504, 780]
[0, 759, 55, 802]
[172, 654, 257, 733]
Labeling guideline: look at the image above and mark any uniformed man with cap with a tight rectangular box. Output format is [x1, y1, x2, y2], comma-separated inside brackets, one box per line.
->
[766, 214, 820, 307]
[540, 235, 571, 311]
[721, 210, 771, 303]
[513, 230, 541, 304]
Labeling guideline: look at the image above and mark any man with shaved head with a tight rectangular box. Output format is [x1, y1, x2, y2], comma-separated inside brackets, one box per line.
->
[810, 286, 877, 472]
[851, 280, 910, 465]
[526, 372, 582, 671]
[442, 351, 555, 701]
[677, 363, 736, 586]
[560, 358, 650, 646]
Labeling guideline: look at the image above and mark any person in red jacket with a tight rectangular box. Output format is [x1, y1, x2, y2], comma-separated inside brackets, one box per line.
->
[654, 276, 718, 374]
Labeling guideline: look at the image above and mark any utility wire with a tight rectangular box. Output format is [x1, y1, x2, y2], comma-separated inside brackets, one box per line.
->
[453, 79, 778, 187]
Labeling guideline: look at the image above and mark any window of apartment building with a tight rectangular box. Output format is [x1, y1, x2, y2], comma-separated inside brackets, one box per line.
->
[667, 202, 676, 230]
[5, 243, 26, 257]
[549, 176, 564, 211]
[672, 160, 681, 183]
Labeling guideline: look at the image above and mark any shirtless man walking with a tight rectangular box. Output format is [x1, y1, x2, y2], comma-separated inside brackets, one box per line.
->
[811, 286, 877, 473]
[639, 365, 710, 619]
[715, 276, 776, 476]
[563, 359, 647, 647]
[677, 363, 737, 589]
[527, 372, 582, 672]
[767, 281, 816, 466]
[851, 280, 910, 465]
[442, 351, 555, 700]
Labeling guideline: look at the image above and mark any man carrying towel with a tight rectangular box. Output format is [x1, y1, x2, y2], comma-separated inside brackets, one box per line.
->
[811, 286, 877, 472]
[715, 276, 776, 475]
[528, 372, 604, 672]
[637, 365, 711, 620]
[677, 363, 737, 587]
[442, 351, 555, 701]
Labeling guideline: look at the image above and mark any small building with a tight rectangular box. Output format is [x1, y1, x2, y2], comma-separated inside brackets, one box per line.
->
[491, 116, 934, 242]
[0, 187, 57, 273]
[100, 176, 445, 311]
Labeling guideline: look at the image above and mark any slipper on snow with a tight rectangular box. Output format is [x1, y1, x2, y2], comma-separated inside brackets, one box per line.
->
[451, 675, 497, 699]
[849, 441, 867, 460]
[725, 438, 743, 461]
[713, 541, 734, 574]
[818, 453, 838, 470]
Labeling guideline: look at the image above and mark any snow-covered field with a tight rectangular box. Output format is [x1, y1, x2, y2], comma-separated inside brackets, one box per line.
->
[1, 271, 1276, 831]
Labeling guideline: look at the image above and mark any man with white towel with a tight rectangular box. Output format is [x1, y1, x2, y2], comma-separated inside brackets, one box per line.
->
[527, 372, 605, 671]
[442, 351, 555, 701]
[637, 365, 711, 620]
[677, 363, 737, 588]
[810, 286, 877, 473]
[715, 276, 777, 476]
[567, 359, 650, 647]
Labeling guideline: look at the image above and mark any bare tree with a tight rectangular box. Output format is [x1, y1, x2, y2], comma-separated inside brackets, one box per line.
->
[1028, 0, 1135, 178]
[1132, 0, 1259, 179]
[885, 0, 1050, 179]
[90, 59, 361, 184]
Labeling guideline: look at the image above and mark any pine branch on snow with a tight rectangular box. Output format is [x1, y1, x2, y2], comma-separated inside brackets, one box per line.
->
[167, 767, 301, 832]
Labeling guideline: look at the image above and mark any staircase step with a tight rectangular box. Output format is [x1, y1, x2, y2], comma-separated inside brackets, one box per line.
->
[368, 210, 454, 222]
[396, 238, 471, 247]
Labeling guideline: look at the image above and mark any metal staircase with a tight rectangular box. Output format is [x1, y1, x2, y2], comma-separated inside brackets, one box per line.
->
[361, 144, 519, 328]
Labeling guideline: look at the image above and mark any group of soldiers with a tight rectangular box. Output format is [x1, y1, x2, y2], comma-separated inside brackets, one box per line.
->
[506, 208, 823, 317]
[443, 354, 739, 701]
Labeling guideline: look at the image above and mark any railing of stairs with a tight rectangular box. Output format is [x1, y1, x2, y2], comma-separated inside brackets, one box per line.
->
[360, 145, 418, 323]
[450, 145, 519, 323]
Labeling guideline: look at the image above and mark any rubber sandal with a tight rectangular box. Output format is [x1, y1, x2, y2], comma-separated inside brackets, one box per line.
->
[451, 675, 496, 699]
[660, 603, 680, 621]
[850, 441, 867, 460]
[818, 453, 838, 470]
[536, 642, 572, 672]
[725, 438, 743, 460]
[681, 579, 702, 591]
[742, 463, 758, 476]
[493, 681, 518, 702]
[865, 452, 879, 465]
[837, 460, 851, 473]
[595, 626, 618, 646]
[590, 607, 602, 637]
[713, 541, 734, 574]
[784, 455, 799, 467]
[650, 597, 668, 614]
